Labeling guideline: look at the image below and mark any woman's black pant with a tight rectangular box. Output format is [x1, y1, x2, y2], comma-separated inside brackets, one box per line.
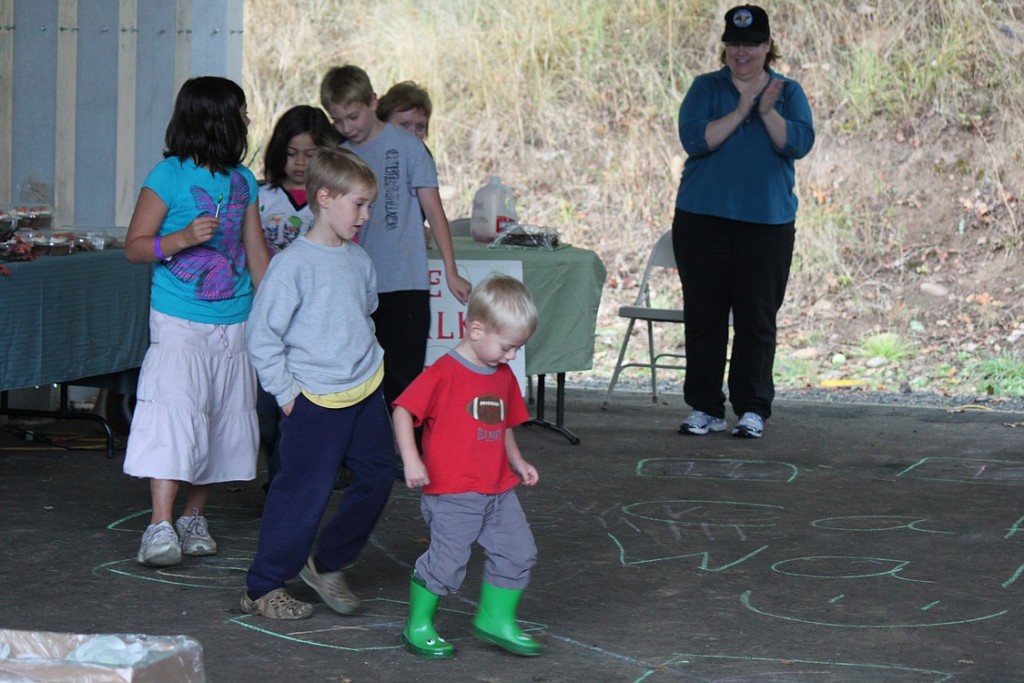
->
[672, 210, 794, 420]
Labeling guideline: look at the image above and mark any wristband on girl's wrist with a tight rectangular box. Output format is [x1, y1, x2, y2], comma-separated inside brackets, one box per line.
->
[153, 236, 169, 261]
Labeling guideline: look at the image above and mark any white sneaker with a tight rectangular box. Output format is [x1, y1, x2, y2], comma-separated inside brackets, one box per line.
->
[678, 410, 727, 435]
[175, 510, 217, 556]
[137, 521, 181, 566]
[732, 412, 765, 438]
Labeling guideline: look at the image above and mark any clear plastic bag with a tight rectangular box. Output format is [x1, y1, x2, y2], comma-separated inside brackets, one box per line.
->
[487, 223, 562, 250]
[0, 629, 205, 682]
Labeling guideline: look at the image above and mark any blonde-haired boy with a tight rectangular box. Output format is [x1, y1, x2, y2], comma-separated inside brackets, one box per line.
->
[393, 275, 544, 658]
[242, 148, 396, 620]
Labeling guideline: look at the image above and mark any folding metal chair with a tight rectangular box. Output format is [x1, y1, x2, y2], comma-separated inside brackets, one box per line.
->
[602, 231, 686, 407]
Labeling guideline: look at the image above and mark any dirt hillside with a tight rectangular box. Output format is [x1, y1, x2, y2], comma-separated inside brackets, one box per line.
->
[784, 117, 1022, 391]
[589, 115, 1024, 400]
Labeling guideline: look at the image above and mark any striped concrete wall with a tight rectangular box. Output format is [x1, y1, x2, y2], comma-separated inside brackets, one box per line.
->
[0, 0, 244, 229]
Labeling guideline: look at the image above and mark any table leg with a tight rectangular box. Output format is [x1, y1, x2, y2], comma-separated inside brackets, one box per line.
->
[1, 385, 116, 458]
[524, 373, 581, 445]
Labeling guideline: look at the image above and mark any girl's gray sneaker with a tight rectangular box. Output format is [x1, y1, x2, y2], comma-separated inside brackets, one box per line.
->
[678, 410, 727, 435]
[137, 521, 181, 566]
[175, 510, 217, 556]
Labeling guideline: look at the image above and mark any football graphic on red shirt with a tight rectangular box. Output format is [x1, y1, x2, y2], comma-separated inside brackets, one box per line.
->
[467, 394, 506, 424]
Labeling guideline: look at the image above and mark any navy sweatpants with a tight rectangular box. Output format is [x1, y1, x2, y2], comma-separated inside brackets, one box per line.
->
[245, 389, 396, 598]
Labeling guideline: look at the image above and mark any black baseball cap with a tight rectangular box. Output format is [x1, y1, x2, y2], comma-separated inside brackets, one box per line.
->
[722, 5, 771, 43]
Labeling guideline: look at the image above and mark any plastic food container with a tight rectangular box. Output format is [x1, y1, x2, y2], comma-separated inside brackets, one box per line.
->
[0, 213, 16, 242]
[77, 231, 115, 251]
[13, 205, 54, 228]
[30, 230, 77, 256]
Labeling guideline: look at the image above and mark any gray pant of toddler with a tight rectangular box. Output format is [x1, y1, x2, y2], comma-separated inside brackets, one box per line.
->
[415, 490, 537, 595]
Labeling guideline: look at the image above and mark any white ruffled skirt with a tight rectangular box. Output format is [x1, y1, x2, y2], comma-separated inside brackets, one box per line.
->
[123, 309, 258, 484]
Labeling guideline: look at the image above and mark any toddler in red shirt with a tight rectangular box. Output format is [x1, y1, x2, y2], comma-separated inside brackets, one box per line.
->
[392, 274, 543, 659]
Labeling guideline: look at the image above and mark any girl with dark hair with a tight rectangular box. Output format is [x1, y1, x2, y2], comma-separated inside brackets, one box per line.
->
[123, 76, 269, 567]
[259, 105, 338, 255]
[256, 106, 340, 490]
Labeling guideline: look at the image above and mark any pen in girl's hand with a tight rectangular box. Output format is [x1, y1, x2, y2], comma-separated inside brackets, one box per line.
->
[215, 193, 223, 218]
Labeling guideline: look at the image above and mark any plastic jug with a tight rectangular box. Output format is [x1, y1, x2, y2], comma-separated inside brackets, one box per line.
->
[470, 175, 517, 242]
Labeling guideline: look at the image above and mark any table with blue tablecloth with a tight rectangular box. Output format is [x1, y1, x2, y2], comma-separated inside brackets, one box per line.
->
[0, 249, 152, 455]
[430, 236, 607, 442]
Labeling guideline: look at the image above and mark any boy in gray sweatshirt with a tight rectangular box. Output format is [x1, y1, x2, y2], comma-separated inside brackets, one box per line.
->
[242, 147, 395, 620]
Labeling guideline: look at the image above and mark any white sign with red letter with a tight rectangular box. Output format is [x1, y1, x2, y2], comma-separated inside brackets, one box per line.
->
[426, 258, 526, 394]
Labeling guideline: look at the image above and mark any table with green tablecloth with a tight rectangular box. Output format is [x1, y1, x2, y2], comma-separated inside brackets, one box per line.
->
[0, 249, 152, 455]
[430, 236, 607, 442]
[0, 239, 606, 447]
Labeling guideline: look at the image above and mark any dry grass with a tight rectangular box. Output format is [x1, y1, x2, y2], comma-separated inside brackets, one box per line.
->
[244, 0, 1024, 255]
[242, 0, 1024, 389]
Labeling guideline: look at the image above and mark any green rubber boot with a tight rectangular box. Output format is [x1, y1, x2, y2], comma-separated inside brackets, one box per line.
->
[402, 575, 454, 659]
[471, 582, 544, 657]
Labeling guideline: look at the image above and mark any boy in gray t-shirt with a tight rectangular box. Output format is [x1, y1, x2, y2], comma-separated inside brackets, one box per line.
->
[321, 64, 472, 408]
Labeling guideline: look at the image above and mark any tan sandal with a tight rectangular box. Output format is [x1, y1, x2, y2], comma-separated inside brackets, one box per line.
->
[299, 556, 361, 615]
[240, 588, 313, 620]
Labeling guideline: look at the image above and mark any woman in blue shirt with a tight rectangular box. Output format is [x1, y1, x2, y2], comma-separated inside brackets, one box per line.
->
[674, 5, 814, 439]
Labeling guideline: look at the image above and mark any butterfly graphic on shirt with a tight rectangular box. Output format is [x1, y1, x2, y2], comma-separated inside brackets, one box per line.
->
[165, 171, 250, 301]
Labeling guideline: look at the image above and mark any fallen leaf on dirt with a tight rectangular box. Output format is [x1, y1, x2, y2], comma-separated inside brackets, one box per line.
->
[973, 292, 994, 305]
[820, 379, 868, 388]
